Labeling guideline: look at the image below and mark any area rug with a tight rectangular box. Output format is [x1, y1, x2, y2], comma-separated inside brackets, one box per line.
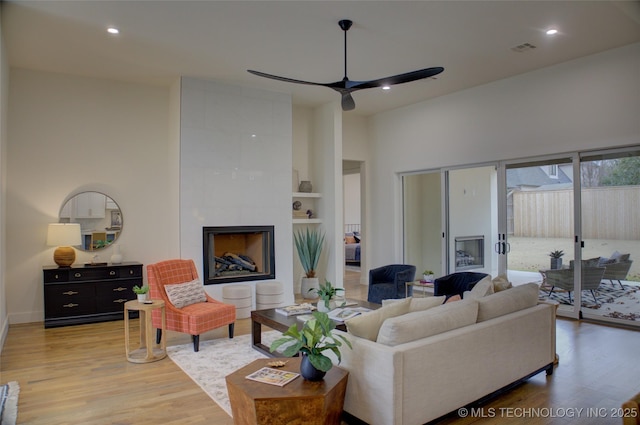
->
[167, 331, 282, 416]
[540, 282, 640, 318]
[0, 381, 19, 425]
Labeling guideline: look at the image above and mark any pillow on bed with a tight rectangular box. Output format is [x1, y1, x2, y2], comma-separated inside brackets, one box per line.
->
[345, 236, 357, 244]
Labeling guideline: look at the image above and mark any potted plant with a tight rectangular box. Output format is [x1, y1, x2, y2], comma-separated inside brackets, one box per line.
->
[270, 311, 352, 381]
[294, 228, 325, 298]
[133, 285, 149, 302]
[549, 250, 564, 270]
[309, 280, 344, 312]
[422, 269, 435, 282]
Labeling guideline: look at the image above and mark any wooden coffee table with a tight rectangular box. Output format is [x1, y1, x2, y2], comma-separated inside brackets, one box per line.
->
[225, 357, 348, 425]
[251, 299, 379, 357]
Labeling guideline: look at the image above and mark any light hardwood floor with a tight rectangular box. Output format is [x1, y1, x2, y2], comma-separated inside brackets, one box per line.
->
[1, 270, 639, 425]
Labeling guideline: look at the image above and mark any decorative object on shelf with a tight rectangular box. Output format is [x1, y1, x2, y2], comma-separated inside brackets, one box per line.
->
[110, 244, 123, 264]
[133, 284, 149, 302]
[306, 209, 314, 219]
[298, 180, 312, 193]
[549, 250, 564, 270]
[309, 280, 344, 312]
[270, 311, 351, 381]
[294, 228, 325, 297]
[47, 223, 82, 267]
[292, 200, 302, 210]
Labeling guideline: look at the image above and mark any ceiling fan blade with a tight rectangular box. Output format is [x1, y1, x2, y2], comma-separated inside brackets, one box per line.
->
[248, 70, 328, 87]
[351, 67, 445, 90]
[341, 93, 355, 111]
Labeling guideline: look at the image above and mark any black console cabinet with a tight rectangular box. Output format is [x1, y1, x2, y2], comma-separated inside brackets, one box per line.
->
[43, 262, 143, 328]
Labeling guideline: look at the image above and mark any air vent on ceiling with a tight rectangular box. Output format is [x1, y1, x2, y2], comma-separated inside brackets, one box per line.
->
[511, 42, 537, 53]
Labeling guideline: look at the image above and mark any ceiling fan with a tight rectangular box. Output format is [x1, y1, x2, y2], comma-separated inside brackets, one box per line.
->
[248, 19, 444, 111]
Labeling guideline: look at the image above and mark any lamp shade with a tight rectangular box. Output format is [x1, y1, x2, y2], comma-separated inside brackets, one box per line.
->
[47, 223, 82, 267]
[47, 223, 82, 246]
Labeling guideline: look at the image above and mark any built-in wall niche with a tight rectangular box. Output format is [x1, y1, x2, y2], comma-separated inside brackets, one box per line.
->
[202, 226, 275, 285]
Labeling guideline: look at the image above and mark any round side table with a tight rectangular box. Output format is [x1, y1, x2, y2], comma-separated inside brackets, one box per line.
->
[124, 299, 166, 363]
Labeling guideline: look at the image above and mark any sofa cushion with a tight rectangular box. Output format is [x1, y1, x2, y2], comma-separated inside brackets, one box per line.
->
[382, 296, 446, 312]
[476, 282, 539, 322]
[463, 275, 494, 299]
[376, 299, 479, 346]
[346, 297, 411, 341]
[164, 279, 207, 308]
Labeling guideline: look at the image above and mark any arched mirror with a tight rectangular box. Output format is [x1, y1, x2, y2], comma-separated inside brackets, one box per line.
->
[59, 191, 123, 251]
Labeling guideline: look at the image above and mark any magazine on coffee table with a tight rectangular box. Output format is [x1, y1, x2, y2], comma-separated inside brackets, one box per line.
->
[328, 307, 372, 322]
[275, 303, 315, 316]
[246, 367, 299, 386]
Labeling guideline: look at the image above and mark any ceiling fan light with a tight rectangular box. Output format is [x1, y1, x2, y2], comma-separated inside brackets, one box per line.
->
[382, 85, 391, 90]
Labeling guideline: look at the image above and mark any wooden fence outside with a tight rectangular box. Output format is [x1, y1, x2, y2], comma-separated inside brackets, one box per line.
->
[512, 186, 640, 240]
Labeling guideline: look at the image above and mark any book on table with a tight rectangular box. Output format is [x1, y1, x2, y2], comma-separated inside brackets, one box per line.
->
[245, 367, 300, 387]
[275, 303, 315, 316]
[328, 307, 372, 322]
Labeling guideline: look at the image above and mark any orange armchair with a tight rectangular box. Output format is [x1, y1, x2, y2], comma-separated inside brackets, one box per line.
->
[148, 259, 236, 352]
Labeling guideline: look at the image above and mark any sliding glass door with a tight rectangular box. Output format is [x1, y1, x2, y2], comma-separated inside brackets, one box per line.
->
[504, 157, 578, 318]
[579, 149, 640, 326]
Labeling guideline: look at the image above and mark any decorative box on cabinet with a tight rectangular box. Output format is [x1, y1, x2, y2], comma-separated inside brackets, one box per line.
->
[43, 262, 143, 328]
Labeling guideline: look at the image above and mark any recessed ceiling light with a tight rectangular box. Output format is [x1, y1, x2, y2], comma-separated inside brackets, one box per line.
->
[107, 27, 120, 35]
[546, 29, 558, 36]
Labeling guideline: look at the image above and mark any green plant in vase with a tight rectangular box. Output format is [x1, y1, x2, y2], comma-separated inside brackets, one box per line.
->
[309, 280, 344, 311]
[270, 311, 351, 380]
[294, 228, 325, 297]
[549, 250, 564, 269]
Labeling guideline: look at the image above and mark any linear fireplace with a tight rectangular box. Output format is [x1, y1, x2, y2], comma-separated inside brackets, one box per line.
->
[455, 235, 484, 271]
[203, 226, 275, 285]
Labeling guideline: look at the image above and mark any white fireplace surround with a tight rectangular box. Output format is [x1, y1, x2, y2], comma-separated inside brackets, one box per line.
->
[179, 77, 294, 305]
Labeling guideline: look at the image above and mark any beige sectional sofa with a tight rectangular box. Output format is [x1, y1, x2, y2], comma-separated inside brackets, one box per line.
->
[334, 282, 556, 425]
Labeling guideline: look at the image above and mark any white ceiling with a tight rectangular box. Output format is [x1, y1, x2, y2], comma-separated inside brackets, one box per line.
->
[3, 1, 640, 116]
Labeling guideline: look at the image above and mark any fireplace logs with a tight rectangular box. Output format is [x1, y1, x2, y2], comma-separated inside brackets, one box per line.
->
[215, 252, 257, 276]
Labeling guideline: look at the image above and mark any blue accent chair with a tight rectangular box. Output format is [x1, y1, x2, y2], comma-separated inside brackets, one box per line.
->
[434, 272, 489, 300]
[367, 264, 417, 304]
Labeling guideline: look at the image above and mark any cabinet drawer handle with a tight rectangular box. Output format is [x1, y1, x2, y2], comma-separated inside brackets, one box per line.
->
[113, 287, 127, 292]
[114, 299, 128, 304]
[129, 270, 134, 275]
[63, 303, 79, 308]
[62, 291, 78, 296]
[109, 271, 116, 276]
[74, 272, 82, 278]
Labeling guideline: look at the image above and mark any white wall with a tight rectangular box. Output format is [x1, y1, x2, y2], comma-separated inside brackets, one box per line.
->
[6, 69, 175, 324]
[0, 7, 8, 347]
[368, 43, 640, 267]
[179, 78, 294, 304]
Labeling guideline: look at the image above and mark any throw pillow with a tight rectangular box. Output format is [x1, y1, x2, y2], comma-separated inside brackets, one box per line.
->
[345, 297, 411, 341]
[445, 294, 461, 303]
[463, 275, 494, 299]
[491, 274, 512, 292]
[345, 236, 357, 244]
[164, 279, 207, 308]
[376, 299, 479, 346]
[617, 253, 630, 262]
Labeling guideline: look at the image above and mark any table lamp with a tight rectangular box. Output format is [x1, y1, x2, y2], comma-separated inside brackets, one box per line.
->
[47, 223, 82, 267]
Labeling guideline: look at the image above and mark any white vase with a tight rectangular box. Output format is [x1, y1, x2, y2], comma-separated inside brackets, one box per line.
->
[301, 277, 319, 299]
[316, 299, 335, 313]
[110, 244, 123, 264]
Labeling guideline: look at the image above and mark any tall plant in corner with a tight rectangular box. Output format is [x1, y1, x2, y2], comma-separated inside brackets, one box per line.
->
[294, 227, 325, 298]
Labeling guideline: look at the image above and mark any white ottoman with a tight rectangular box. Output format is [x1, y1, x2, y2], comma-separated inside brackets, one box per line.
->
[255, 281, 285, 310]
[222, 284, 252, 319]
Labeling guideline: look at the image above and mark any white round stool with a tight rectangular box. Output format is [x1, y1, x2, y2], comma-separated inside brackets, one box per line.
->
[255, 281, 285, 310]
[222, 284, 252, 319]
